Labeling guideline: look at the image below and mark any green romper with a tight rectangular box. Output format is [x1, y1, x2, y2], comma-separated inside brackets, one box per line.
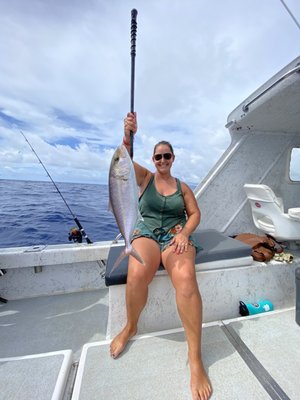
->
[131, 175, 200, 252]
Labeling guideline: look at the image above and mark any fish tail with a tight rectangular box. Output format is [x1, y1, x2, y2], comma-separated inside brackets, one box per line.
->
[109, 245, 145, 276]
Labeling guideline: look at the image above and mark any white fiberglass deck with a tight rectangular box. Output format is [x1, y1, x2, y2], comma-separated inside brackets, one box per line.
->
[0, 291, 299, 399]
[0, 350, 72, 400]
[72, 310, 300, 400]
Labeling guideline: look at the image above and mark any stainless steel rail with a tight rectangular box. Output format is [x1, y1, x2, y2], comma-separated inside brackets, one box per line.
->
[242, 63, 300, 112]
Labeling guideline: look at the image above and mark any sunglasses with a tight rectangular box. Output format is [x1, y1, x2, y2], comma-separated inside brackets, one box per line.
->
[153, 153, 173, 161]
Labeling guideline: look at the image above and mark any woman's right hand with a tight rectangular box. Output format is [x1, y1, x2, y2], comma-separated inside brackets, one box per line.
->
[124, 112, 137, 143]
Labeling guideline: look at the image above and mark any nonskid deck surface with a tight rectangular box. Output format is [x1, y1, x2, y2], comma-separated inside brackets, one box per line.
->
[73, 326, 270, 400]
[225, 310, 300, 400]
[0, 350, 72, 400]
[0, 290, 299, 399]
[0, 289, 109, 360]
[74, 310, 299, 400]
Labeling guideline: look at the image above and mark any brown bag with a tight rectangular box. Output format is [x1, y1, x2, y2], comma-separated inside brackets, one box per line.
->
[233, 233, 281, 262]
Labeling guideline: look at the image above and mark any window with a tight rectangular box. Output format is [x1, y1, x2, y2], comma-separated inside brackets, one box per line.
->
[290, 148, 300, 181]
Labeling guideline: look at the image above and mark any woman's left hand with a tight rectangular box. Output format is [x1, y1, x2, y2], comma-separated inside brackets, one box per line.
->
[169, 233, 189, 254]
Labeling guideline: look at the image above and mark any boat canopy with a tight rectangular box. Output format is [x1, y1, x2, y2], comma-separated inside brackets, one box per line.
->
[226, 56, 300, 134]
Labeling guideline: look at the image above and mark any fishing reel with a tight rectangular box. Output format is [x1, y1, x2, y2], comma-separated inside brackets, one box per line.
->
[68, 227, 83, 243]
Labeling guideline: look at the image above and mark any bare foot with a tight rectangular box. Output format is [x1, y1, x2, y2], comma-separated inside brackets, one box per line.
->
[110, 325, 137, 359]
[189, 355, 212, 400]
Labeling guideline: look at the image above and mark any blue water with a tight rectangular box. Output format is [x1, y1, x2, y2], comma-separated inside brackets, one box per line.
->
[0, 179, 119, 248]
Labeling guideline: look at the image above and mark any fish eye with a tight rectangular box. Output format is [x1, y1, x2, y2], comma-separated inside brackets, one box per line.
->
[114, 156, 119, 162]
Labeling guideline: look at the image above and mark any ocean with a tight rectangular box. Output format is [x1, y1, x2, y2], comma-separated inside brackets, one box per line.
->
[0, 179, 119, 249]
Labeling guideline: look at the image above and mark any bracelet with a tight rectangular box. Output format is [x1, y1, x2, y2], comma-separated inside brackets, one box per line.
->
[123, 137, 131, 146]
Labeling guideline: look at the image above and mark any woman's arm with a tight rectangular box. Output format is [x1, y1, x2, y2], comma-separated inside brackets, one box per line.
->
[181, 182, 201, 236]
[122, 112, 152, 188]
[170, 182, 201, 254]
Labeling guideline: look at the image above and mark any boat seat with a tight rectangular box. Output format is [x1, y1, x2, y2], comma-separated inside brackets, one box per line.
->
[105, 229, 252, 286]
[244, 184, 300, 240]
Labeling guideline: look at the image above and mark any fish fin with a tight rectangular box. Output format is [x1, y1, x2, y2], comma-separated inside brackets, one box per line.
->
[112, 233, 123, 244]
[137, 209, 144, 222]
[130, 246, 145, 265]
[109, 245, 145, 276]
[109, 249, 127, 276]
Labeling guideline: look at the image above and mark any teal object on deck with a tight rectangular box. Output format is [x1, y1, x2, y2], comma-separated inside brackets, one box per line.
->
[239, 300, 274, 316]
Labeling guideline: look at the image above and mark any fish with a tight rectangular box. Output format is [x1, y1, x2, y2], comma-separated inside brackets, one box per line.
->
[108, 144, 144, 273]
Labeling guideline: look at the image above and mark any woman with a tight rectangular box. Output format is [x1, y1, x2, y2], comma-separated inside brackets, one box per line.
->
[110, 112, 212, 400]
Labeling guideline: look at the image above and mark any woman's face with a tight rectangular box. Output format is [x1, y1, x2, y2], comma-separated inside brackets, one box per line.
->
[152, 144, 175, 173]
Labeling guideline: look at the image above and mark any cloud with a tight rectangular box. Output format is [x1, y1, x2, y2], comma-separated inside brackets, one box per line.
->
[0, 0, 299, 184]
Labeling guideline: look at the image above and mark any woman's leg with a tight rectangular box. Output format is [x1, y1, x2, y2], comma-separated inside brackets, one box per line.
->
[110, 237, 160, 358]
[162, 246, 212, 400]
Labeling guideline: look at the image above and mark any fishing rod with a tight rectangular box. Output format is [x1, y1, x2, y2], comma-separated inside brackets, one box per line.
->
[129, 8, 138, 159]
[20, 130, 92, 244]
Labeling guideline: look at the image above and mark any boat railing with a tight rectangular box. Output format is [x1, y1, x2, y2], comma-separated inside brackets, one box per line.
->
[242, 63, 300, 112]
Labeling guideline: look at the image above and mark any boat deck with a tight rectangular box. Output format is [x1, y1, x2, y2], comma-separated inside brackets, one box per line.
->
[0, 290, 299, 399]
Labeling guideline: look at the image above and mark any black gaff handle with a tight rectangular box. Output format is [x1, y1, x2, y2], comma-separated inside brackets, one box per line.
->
[130, 8, 138, 159]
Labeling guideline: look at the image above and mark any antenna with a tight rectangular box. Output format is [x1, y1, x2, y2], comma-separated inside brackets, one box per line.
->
[279, 0, 300, 31]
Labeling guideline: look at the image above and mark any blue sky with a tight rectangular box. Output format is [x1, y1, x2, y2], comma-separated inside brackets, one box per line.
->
[0, 0, 299, 185]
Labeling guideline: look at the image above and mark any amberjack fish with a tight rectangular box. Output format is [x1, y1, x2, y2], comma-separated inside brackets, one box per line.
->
[108, 145, 144, 273]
